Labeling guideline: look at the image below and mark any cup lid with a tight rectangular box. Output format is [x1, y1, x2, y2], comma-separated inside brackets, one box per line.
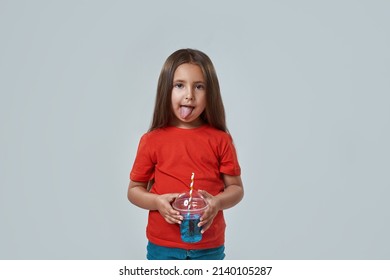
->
[172, 190, 208, 212]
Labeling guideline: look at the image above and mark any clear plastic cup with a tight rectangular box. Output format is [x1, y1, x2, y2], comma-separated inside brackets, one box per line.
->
[172, 190, 208, 243]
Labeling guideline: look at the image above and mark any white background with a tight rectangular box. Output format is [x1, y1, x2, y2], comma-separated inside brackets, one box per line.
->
[1, 0, 389, 259]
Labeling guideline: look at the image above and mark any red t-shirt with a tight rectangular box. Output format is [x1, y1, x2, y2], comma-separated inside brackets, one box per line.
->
[130, 125, 241, 249]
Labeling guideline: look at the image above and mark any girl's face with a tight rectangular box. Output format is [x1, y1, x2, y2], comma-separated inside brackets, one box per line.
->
[170, 63, 207, 129]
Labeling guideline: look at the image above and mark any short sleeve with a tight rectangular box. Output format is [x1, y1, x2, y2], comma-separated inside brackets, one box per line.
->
[219, 134, 241, 176]
[130, 134, 155, 182]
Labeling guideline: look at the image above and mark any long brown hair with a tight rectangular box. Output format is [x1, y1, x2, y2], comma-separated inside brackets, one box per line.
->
[149, 48, 228, 132]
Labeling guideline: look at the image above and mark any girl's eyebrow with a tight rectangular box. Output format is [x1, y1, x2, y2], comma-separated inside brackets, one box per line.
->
[173, 79, 205, 84]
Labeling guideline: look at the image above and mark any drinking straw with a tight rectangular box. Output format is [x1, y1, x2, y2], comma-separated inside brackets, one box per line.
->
[188, 172, 194, 210]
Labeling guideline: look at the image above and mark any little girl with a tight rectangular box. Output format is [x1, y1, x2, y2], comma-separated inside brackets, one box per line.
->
[128, 48, 243, 260]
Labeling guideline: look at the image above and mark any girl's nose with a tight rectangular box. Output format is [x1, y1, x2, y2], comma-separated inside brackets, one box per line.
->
[185, 88, 194, 100]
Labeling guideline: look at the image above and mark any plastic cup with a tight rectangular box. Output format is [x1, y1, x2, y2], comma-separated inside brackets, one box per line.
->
[172, 190, 208, 243]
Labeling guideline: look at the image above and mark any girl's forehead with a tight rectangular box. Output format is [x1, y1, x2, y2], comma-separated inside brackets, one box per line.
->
[173, 63, 205, 80]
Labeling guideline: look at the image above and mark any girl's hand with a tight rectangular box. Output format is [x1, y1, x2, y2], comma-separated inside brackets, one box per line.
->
[197, 190, 221, 233]
[155, 193, 182, 224]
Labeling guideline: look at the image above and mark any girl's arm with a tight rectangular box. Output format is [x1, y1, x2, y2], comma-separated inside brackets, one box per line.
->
[198, 174, 244, 233]
[127, 180, 182, 224]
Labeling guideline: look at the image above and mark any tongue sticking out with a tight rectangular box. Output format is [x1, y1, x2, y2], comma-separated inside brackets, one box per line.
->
[179, 106, 193, 119]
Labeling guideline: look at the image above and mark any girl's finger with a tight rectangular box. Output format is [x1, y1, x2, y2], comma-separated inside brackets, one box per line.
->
[201, 221, 212, 233]
[198, 190, 212, 199]
[166, 213, 182, 224]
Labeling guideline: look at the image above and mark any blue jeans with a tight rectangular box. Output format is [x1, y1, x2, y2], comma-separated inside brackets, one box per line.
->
[147, 242, 225, 260]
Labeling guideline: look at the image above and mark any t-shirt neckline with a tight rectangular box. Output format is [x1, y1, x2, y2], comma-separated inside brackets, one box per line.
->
[167, 124, 209, 132]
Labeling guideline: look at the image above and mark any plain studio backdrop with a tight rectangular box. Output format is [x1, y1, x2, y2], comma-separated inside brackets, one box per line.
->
[1, 0, 389, 259]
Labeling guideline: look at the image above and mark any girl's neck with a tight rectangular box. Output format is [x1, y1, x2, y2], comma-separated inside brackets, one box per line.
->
[169, 118, 205, 129]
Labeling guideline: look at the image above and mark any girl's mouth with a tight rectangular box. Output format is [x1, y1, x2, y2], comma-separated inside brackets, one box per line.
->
[179, 105, 194, 119]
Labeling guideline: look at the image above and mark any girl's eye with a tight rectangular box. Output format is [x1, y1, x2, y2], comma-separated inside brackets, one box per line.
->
[195, 84, 205, 90]
[174, 83, 184, 89]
